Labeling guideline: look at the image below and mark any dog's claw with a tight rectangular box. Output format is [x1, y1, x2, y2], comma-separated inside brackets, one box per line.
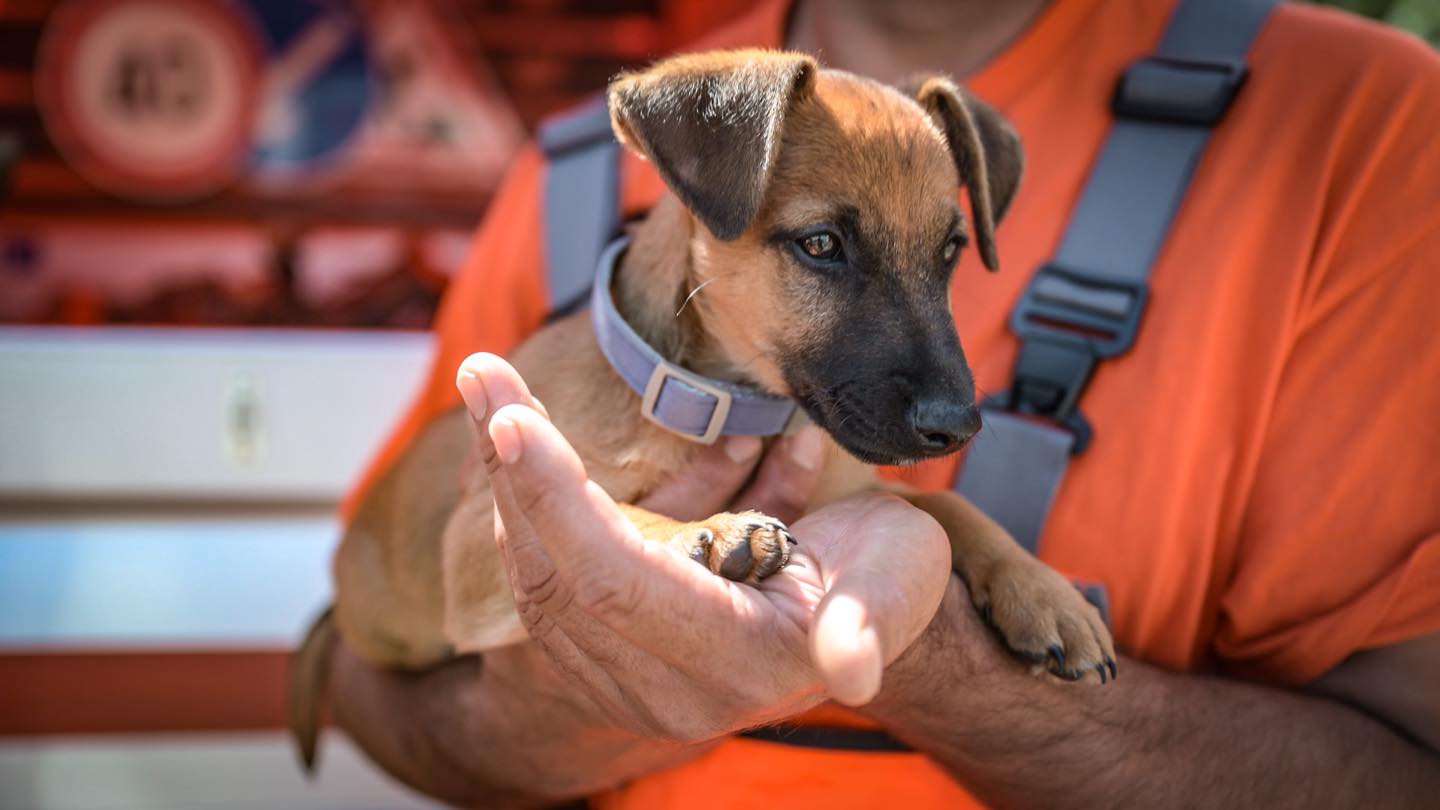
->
[688, 528, 714, 564]
[1048, 644, 1066, 672]
[963, 556, 1117, 689]
[1106, 657, 1118, 681]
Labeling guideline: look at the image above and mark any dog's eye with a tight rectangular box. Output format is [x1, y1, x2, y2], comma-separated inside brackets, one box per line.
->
[941, 235, 966, 264]
[797, 232, 842, 262]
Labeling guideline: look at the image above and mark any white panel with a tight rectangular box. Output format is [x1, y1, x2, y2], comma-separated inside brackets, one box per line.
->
[0, 511, 337, 649]
[0, 732, 444, 810]
[0, 327, 434, 501]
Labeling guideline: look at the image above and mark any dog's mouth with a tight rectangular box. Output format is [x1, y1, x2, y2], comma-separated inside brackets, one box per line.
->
[794, 382, 970, 467]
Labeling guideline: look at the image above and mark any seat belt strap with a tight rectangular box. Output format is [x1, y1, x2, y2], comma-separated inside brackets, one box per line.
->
[955, 0, 1277, 558]
[537, 96, 622, 318]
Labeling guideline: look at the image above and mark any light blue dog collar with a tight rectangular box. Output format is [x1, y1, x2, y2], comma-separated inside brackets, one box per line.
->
[590, 238, 804, 444]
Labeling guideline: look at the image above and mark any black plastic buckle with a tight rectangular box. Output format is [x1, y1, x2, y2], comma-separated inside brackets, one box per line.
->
[992, 263, 1150, 454]
[1010, 263, 1149, 358]
[1112, 56, 1248, 126]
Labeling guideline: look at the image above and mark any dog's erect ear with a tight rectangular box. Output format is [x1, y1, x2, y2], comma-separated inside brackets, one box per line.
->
[906, 76, 1024, 271]
[608, 50, 818, 241]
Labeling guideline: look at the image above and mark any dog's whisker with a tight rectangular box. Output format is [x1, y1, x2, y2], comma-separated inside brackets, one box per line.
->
[675, 274, 731, 318]
[737, 351, 766, 373]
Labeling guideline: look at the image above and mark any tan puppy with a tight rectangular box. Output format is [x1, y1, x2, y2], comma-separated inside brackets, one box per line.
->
[292, 49, 1114, 769]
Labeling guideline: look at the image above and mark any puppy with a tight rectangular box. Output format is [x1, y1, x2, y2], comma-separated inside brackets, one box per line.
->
[292, 49, 1115, 769]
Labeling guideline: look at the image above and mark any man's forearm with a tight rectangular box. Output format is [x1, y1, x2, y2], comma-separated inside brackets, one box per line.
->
[329, 639, 710, 807]
[866, 578, 1440, 809]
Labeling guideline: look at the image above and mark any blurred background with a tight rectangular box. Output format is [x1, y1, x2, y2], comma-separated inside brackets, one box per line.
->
[0, 1, 1432, 809]
[0, 1, 752, 808]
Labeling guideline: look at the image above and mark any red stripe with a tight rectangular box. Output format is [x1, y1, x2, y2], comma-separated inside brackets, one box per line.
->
[0, 650, 296, 736]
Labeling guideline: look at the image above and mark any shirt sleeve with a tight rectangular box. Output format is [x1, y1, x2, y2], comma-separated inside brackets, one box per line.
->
[342, 145, 550, 520]
[1212, 44, 1440, 684]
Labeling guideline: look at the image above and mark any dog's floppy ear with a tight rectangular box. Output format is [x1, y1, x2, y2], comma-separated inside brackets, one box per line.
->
[906, 76, 1023, 271]
[608, 50, 818, 241]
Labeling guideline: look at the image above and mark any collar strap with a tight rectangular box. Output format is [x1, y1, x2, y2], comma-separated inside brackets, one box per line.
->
[591, 238, 803, 444]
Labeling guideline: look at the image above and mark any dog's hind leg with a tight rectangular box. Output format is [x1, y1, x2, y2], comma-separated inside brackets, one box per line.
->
[902, 490, 1117, 685]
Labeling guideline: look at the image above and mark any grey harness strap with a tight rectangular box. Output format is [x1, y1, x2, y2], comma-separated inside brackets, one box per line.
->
[954, 0, 1278, 563]
[537, 97, 623, 318]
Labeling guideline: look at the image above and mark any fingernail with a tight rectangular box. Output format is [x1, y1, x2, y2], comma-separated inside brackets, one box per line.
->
[489, 413, 522, 464]
[790, 425, 825, 471]
[456, 367, 487, 420]
[724, 435, 762, 463]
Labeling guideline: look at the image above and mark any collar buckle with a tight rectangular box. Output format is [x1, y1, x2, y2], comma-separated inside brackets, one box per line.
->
[640, 361, 734, 445]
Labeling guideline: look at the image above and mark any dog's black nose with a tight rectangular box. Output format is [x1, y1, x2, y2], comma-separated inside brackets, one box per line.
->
[911, 399, 981, 453]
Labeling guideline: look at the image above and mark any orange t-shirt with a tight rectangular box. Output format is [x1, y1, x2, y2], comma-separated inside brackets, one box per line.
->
[350, 1, 1440, 807]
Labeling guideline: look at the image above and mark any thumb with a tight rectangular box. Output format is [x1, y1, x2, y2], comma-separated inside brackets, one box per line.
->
[805, 496, 951, 706]
[455, 352, 629, 600]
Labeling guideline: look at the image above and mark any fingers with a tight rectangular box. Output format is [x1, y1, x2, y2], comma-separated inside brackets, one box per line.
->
[500, 404, 795, 663]
[481, 394, 745, 626]
[457, 352, 547, 440]
[485, 402, 636, 587]
[459, 362, 636, 618]
[800, 495, 951, 705]
[637, 435, 763, 521]
[455, 354, 793, 663]
[732, 425, 827, 524]
[456, 352, 558, 579]
[457, 353, 627, 626]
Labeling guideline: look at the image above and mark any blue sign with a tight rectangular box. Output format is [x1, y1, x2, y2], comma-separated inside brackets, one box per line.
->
[244, 0, 373, 171]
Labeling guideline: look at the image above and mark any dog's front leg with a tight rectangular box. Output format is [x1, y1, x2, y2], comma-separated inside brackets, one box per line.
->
[443, 500, 795, 655]
[617, 504, 795, 585]
[900, 490, 1117, 684]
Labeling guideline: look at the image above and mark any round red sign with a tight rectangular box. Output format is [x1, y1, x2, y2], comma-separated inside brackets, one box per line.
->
[36, 0, 264, 202]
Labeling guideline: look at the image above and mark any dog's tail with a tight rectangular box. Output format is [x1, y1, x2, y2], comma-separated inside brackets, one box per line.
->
[288, 604, 337, 776]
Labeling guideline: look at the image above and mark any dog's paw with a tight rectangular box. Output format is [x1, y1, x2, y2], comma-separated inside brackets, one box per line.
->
[670, 511, 795, 584]
[969, 558, 1117, 685]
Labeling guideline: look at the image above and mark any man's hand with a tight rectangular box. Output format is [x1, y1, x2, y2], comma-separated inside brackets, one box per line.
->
[458, 352, 951, 738]
[329, 351, 951, 805]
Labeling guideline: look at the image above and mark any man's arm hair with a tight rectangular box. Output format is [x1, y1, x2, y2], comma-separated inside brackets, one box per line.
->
[867, 578, 1440, 810]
